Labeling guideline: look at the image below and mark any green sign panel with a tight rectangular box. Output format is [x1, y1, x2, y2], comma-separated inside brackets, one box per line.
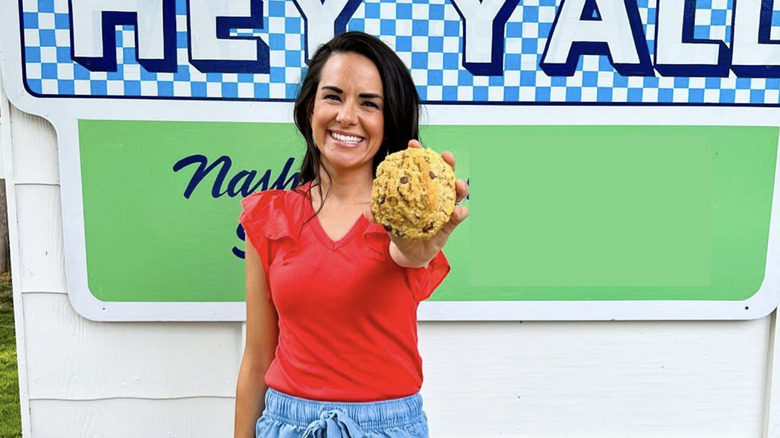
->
[79, 121, 777, 306]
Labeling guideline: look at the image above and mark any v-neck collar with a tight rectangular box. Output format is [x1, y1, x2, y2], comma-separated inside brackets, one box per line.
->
[305, 198, 369, 250]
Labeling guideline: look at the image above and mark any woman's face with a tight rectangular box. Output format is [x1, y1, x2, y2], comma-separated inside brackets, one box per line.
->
[310, 52, 385, 177]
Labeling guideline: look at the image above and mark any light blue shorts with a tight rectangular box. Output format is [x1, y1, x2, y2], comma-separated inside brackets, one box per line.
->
[256, 388, 429, 438]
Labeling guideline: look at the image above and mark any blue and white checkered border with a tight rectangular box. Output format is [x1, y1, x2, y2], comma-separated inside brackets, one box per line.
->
[18, 0, 780, 105]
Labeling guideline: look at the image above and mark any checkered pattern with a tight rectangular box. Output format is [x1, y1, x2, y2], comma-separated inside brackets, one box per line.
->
[693, 0, 731, 43]
[18, 0, 780, 104]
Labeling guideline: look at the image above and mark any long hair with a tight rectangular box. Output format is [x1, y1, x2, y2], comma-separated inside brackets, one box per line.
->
[293, 31, 421, 191]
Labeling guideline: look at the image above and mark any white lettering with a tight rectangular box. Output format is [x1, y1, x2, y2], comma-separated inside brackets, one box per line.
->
[188, 0, 266, 66]
[293, 0, 359, 60]
[655, 0, 722, 68]
[732, 0, 780, 70]
[450, 0, 515, 65]
[542, 0, 641, 65]
[70, 0, 166, 62]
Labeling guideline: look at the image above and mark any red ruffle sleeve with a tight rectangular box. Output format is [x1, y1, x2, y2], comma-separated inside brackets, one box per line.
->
[362, 222, 451, 302]
[408, 250, 450, 302]
[239, 190, 300, 297]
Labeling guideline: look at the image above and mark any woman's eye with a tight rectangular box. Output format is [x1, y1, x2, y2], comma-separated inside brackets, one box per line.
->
[324, 94, 340, 101]
[363, 101, 379, 109]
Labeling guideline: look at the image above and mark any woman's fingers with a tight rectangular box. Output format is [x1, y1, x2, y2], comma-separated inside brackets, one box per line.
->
[441, 151, 455, 170]
[408, 139, 423, 149]
[438, 206, 470, 237]
[452, 205, 470, 223]
[455, 179, 469, 203]
[363, 207, 376, 223]
[440, 151, 467, 203]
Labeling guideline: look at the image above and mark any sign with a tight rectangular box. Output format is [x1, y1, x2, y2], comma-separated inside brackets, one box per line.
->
[1, 0, 779, 321]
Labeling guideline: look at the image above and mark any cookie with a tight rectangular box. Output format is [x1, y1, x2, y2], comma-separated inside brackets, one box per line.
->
[371, 147, 456, 240]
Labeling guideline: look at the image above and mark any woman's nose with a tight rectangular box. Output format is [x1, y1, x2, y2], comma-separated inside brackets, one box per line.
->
[336, 103, 357, 126]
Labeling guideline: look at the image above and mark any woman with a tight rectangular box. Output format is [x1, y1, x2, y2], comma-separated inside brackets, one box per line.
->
[235, 31, 469, 438]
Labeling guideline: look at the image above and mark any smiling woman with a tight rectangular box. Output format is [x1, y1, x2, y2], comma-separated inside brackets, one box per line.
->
[233, 32, 470, 438]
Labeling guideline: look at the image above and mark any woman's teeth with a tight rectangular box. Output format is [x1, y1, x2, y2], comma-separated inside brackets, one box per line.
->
[331, 131, 363, 144]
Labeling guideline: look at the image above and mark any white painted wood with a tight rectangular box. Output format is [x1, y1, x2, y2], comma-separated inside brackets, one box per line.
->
[15, 184, 66, 294]
[766, 311, 780, 438]
[19, 312, 774, 437]
[7, 105, 58, 185]
[29, 398, 234, 438]
[0, 71, 777, 438]
[0, 119, 5, 180]
[420, 318, 770, 437]
[1, 65, 33, 438]
[22, 293, 243, 400]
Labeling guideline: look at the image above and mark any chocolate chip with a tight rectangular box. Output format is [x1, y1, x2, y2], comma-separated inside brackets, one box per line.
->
[378, 196, 385, 204]
[423, 223, 435, 233]
[400, 176, 409, 184]
[383, 225, 392, 232]
[429, 171, 436, 179]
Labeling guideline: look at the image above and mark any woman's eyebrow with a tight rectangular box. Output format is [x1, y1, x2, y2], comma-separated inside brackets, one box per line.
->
[359, 93, 383, 100]
[320, 85, 383, 100]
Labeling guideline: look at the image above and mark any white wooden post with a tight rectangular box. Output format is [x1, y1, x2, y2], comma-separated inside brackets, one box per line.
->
[0, 62, 33, 438]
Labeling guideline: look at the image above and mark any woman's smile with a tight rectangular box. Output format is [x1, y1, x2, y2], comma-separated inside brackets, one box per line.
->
[329, 130, 366, 147]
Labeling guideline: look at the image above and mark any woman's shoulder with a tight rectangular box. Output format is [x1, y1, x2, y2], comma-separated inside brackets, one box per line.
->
[241, 183, 309, 214]
[239, 183, 310, 242]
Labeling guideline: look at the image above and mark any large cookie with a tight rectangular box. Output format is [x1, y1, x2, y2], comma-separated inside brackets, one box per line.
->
[371, 147, 456, 240]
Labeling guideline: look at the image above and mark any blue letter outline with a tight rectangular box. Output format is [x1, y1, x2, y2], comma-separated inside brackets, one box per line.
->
[293, 0, 363, 63]
[68, 0, 177, 72]
[581, 0, 602, 20]
[654, 0, 730, 77]
[186, 0, 269, 73]
[450, 0, 521, 76]
[540, 0, 654, 77]
[732, 0, 780, 77]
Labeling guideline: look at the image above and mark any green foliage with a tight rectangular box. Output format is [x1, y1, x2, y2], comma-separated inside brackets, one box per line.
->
[0, 274, 10, 307]
[0, 275, 21, 438]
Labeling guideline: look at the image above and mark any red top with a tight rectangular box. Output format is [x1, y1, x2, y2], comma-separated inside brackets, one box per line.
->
[239, 185, 450, 402]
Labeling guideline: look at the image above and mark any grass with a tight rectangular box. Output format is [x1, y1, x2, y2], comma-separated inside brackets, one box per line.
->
[0, 273, 21, 437]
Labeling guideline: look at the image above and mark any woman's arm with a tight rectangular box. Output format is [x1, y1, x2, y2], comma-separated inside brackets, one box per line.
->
[234, 241, 279, 438]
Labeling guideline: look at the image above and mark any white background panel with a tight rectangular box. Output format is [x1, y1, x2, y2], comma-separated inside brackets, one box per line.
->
[14, 184, 65, 294]
[29, 398, 234, 438]
[420, 319, 770, 437]
[8, 105, 58, 184]
[23, 293, 242, 400]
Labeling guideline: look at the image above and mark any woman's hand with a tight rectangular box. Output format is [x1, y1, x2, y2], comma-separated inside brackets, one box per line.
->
[366, 139, 470, 268]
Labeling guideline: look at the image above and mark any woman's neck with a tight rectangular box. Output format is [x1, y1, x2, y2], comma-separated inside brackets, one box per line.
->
[313, 168, 373, 209]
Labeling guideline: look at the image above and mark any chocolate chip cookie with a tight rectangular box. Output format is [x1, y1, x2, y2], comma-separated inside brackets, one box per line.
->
[371, 147, 456, 240]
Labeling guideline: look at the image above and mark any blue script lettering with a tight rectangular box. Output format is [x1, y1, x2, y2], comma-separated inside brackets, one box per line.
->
[233, 223, 246, 259]
[172, 154, 299, 198]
